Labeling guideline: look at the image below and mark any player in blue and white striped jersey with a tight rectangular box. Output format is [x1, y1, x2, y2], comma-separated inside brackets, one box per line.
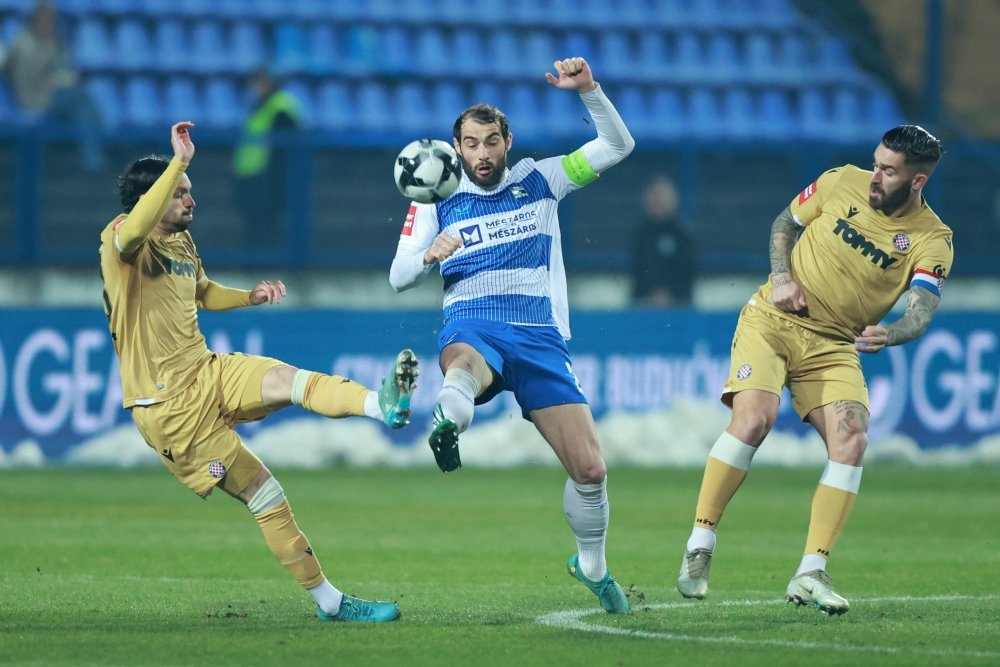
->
[390, 57, 635, 614]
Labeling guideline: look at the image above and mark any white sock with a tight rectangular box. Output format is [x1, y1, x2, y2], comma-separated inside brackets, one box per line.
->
[363, 391, 381, 420]
[795, 554, 828, 576]
[563, 477, 609, 581]
[308, 579, 344, 614]
[436, 368, 478, 433]
[686, 526, 717, 553]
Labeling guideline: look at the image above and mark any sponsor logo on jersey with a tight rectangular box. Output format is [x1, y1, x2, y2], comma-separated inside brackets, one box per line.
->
[847, 206, 859, 218]
[798, 181, 817, 204]
[832, 219, 898, 270]
[459, 224, 483, 247]
[488, 222, 538, 241]
[511, 184, 529, 199]
[163, 257, 196, 277]
[208, 460, 227, 478]
[892, 233, 910, 251]
[484, 209, 537, 229]
[737, 364, 752, 380]
[401, 205, 416, 236]
[944, 236, 953, 250]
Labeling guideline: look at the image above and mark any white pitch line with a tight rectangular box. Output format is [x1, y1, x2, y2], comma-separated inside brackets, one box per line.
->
[535, 594, 1000, 660]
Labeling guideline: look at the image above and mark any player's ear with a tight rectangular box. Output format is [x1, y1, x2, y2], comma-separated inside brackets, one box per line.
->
[911, 172, 928, 193]
[505, 132, 513, 151]
[453, 137, 462, 156]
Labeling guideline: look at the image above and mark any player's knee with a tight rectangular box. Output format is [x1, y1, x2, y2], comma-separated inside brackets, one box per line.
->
[246, 476, 286, 515]
[836, 431, 868, 465]
[262, 364, 297, 405]
[728, 412, 773, 447]
[571, 457, 606, 485]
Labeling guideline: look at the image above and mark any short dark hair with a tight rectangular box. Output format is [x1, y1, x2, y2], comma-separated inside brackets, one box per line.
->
[116, 155, 170, 212]
[453, 104, 509, 142]
[881, 125, 945, 172]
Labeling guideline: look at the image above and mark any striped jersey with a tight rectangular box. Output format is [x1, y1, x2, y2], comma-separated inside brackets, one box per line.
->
[401, 157, 582, 338]
[754, 164, 954, 342]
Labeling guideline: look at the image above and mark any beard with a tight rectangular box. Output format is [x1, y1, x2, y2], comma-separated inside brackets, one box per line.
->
[462, 152, 508, 189]
[869, 182, 910, 215]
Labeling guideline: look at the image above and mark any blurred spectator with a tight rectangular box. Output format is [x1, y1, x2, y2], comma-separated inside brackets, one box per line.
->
[233, 69, 304, 243]
[630, 175, 696, 307]
[3, 1, 105, 171]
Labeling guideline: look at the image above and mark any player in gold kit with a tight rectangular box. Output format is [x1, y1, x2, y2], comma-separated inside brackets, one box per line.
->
[99, 122, 418, 623]
[675, 125, 952, 614]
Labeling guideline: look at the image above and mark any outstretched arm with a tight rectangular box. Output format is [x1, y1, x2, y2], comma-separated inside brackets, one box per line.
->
[115, 122, 195, 256]
[855, 286, 941, 353]
[768, 206, 808, 314]
[546, 57, 635, 176]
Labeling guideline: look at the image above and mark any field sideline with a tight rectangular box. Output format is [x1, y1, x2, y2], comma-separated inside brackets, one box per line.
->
[1, 465, 997, 666]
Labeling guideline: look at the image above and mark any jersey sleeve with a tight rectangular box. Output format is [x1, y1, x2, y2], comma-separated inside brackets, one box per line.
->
[910, 233, 954, 298]
[789, 167, 846, 227]
[389, 202, 440, 291]
[532, 156, 579, 200]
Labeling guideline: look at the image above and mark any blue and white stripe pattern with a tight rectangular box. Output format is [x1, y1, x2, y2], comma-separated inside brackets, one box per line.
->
[436, 158, 576, 336]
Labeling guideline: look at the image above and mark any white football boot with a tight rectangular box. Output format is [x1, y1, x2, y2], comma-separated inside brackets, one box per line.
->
[677, 547, 712, 599]
[785, 569, 850, 615]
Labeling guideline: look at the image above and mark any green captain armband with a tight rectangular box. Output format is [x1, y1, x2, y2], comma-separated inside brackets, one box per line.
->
[561, 149, 599, 187]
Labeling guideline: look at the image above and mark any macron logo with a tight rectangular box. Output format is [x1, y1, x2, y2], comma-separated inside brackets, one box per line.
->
[401, 205, 416, 236]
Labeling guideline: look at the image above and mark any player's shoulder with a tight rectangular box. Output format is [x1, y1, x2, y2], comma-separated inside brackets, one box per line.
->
[100, 214, 127, 241]
[915, 203, 953, 241]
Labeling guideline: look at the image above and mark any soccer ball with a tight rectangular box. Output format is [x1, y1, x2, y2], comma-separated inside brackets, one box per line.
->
[394, 139, 462, 204]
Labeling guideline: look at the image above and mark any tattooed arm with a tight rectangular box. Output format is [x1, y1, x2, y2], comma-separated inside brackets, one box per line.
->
[768, 207, 808, 313]
[855, 286, 941, 353]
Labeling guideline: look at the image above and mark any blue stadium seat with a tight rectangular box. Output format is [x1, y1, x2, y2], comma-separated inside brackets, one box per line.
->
[470, 82, 504, 110]
[799, 87, 833, 139]
[599, 31, 633, 80]
[249, 0, 284, 20]
[164, 79, 202, 124]
[230, 22, 266, 73]
[866, 89, 903, 134]
[204, 77, 243, 128]
[649, 0, 688, 30]
[190, 22, 229, 74]
[543, 83, 580, 138]
[154, 20, 189, 73]
[745, 33, 778, 83]
[356, 81, 393, 132]
[489, 30, 522, 77]
[636, 32, 668, 82]
[452, 32, 481, 77]
[307, 24, 338, 76]
[758, 89, 796, 139]
[274, 23, 307, 74]
[123, 76, 162, 127]
[777, 33, 809, 85]
[721, 88, 755, 139]
[436, 0, 471, 24]
[649, 87, 684, 139]
[283, 80, 316, 128]
[817, 36, 854, 79]
[1, 15, 21, 45]
[704, 33, 740, 83]
[617, 0, 653, 29]
[112, 20, 152, 72]
[687, 88, 722, 139]
[831, 87, 864, 143]
[285, 0, 327, 21]
[506, 84, 543, 141]
[341, 25, 380, 75]
[415, 28, 450, 77]
[507, 0, 547, 27]
[523, 31, 556, 74]
[377, 26, 414, 76]
[562, 32, 598, 70]
[316, 81, 354, 132]
[430, 83, 467, 127]
[395, 82, 432, 136]
[617, 86, 649, 139]
[85, 75, 122, 128]
[673, 33, 705, 84]
[74, 18, 113, 70]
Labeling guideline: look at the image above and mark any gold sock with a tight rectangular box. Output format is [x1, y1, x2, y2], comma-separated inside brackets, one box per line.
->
[804, 484, 857, 558]
[693, 456, 750, 530]
[255, 500, 325, 589]
[293, 371, 368, 419]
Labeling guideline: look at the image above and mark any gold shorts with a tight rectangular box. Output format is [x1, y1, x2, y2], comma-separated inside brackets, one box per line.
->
[131, 353, 284, 497]
[721, 303, 869, 420]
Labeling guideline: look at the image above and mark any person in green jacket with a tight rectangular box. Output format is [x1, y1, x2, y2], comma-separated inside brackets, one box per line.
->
[233, 69, 303, 244]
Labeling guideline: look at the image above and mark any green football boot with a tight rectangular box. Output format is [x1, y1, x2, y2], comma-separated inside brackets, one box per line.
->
[379, 349, 419, 429]
[567, 554, 630, 614]
[428, 403, 461, 472]
[316, 594, 401, 623]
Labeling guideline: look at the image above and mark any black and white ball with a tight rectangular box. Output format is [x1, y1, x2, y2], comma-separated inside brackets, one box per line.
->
[394, 139, 462, 204]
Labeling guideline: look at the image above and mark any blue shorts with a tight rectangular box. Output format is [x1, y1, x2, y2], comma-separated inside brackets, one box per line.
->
[437, 319, 588, 419]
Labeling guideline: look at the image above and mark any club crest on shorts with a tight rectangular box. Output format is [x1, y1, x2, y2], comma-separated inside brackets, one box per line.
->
[737, 364, 752, 380]
[208, 460, 227, 478]
[893, 233, 910, 251]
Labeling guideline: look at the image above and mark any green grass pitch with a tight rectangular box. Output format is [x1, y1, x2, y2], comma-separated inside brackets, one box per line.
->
[1, 465, 997, 666]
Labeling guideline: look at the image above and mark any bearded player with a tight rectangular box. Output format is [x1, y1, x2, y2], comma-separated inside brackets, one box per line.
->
[675, 125, 952, 614]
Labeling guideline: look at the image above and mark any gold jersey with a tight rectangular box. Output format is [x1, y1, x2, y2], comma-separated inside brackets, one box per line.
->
[754, 165, 954, 342]
[99, 158, 251, 408]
